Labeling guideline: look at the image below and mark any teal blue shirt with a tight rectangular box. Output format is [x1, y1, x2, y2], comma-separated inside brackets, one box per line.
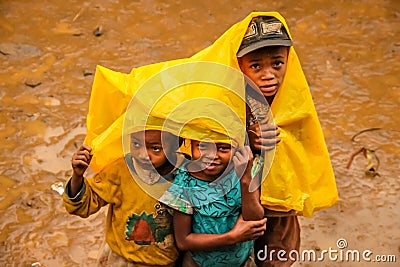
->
[160, 166, 253, 267]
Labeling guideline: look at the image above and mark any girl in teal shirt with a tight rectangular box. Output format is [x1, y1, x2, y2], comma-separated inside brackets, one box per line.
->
[160, 140, 266, 267]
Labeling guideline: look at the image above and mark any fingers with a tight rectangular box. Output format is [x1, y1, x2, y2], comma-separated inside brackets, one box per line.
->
[72, 159, 90, 170]
[251, 138, 279, 151]
[73, 150, 91, 163]
[72, 153, 91, 164]
[249, 217, 267, 229]
[259, 123, 280, 141]
[233, 215, 268, 241]
[250, 218, 267, 238]
[258, 125, 280, 151]
[259, 117, 270, 125]
[233, 148, 244, 168]
[72, 145, 93, 167]
[248, 120, 281, 151]
[81, 144, 93, 156]
[246, 218, 268, 239]
[251, 218, 267, 228]
[258, 118, 274, 129]
[234, 146, 253, 160]
[238, 216, 267, 229]
[233, 147, 245, 162]
[258, 218, 268, 229]
[253, 230, 265, 239]
[233, 147, 253, 175]
[244, 146, 253, 159]
[259, 138, 280, 151]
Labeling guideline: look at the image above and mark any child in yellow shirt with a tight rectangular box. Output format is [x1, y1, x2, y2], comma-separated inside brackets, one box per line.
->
[63, 130, 182, 266]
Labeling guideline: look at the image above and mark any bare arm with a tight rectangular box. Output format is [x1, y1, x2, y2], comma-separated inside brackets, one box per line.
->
[234, 146, 265, 221]
[70, 144, 92, 197]
[173, 211, 266, 251]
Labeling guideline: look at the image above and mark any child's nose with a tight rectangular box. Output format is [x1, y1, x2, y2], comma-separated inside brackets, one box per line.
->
[261, 68, 274, 80]
[137, 148, 149, 160]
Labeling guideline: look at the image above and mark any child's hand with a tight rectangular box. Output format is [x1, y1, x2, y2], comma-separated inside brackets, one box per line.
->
[247, 118, 280, 151]
[230, 214, 267, 243]
[71, 144, 92, 178]
[233, 146, 253, 178]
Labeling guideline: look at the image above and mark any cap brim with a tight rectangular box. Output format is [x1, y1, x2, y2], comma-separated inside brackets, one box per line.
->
[237, 39, 293, 57]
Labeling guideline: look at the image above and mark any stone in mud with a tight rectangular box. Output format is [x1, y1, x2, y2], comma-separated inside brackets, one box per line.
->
[0, 43, 42, 58]
[93, 26, 103, 37]
[83, 69, 94, 76]
[24, 78, 42, 88]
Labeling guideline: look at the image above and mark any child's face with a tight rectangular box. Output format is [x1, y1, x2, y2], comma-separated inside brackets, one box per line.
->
[190, 140, 232, 180]
[238, 46, 289, 98]
[130, 130, 172, 171]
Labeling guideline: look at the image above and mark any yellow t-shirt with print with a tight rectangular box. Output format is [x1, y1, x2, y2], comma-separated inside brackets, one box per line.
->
[62, 157, 178, 266]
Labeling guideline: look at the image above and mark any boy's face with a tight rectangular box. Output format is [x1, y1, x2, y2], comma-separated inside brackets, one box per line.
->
[190, 140, 232, 179]
[238, 46, 289, 98]
[130, 130, 173, 171]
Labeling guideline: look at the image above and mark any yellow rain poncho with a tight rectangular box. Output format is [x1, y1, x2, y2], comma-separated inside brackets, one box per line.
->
[87, 61, 247, 172]
[84, 11, 337, 217]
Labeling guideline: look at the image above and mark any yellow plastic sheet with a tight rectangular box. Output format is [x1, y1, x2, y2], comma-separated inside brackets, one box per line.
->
[121, 61, 248, 154]
[87, 61, 247, 173]
[84, 11, 338, 217]
[260, 42, 338, 217]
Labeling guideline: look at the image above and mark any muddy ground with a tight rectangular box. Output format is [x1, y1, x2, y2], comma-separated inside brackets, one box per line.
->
[0, 0, 399, 266]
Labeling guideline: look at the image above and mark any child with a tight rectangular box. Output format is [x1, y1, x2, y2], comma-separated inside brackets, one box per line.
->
[237, 15, 301, 267]
[160, 139, 267, 267]
[237, 14, 337, 266]
[63, 129, 183, 266]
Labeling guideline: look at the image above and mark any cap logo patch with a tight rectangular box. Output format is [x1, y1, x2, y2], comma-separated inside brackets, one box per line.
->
[243, 21, 257, 39]
[260, 22, 283, 35]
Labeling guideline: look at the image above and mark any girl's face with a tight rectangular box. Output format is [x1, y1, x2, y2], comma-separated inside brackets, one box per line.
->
[189, 140, 232, 181]
[238, 46, 289, 98]
[130, 130, 175, 174]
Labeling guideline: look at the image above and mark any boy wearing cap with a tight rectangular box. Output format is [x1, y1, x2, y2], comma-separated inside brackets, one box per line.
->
[237, 16, 300, 267]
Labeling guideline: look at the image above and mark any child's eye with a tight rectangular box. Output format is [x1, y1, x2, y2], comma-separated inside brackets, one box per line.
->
[132, 142, 141, 148]
[272, 61, 284, 68]
[198, 143, 208, 150]
[250, 64, 261, 70]
[218, 145, 231, 152]
[151, 146, 161, 152]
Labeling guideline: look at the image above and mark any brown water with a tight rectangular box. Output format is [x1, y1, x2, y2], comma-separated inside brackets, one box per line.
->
[1, 0, 399, 266]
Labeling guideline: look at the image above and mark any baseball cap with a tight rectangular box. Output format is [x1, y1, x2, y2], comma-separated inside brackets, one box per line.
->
[237, 16, 293, 57]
